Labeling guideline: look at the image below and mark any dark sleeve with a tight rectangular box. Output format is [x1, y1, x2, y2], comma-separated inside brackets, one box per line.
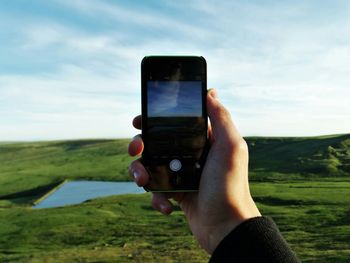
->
[209, 217, 300, 263]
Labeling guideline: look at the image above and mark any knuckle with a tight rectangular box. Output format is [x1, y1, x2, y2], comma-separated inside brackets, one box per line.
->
[216, 104, 231, 120]
[236, 139, 249, 160]
[130, 159, 138, 168]
[226, 138, 248, 157]
[236, 138, 248, 153]
[129, 160, 141, 174]
[209, 98, 230, 120]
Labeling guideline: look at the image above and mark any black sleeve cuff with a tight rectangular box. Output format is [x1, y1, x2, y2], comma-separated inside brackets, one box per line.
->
[210, 216, 300, 263]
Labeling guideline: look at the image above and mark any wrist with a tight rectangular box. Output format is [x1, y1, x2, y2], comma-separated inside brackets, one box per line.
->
[206, 200, 261, 254]
[206, 219, 240, 254]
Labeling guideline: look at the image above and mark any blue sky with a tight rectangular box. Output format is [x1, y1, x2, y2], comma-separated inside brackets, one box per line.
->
[148, 81, 202, 117]
[0, 0, 349, 140]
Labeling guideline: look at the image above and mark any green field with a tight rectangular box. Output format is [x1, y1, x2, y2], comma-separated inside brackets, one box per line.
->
[0, 135, 350, 262]
[0, 139, 133, 197]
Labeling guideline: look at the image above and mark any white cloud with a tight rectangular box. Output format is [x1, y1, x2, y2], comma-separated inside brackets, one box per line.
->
[1, 0, 349, 140]
[0, 68, 140, 140]
[54, 0, 213, 41]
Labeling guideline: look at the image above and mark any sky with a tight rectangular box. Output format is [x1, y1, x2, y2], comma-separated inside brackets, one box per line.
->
[0, 0, 349, 140]
[148, 81, 202, 117]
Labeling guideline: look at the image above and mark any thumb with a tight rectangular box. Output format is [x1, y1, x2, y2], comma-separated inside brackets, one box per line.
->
[207, 89, 242, 143]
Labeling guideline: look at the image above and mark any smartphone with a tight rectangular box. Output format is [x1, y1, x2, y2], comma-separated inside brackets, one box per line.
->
[141, 56, 208, 192]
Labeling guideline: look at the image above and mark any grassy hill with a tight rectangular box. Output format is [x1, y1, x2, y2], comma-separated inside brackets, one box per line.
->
[0, 182, 349, 262]
[1, 134, 349, 197]
[0, 135, 350, 262]
[0, 139, 133, 197]
[247, 134, 350, 178]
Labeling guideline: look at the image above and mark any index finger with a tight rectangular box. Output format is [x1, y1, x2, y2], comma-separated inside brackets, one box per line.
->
[133, 115, 141, 130]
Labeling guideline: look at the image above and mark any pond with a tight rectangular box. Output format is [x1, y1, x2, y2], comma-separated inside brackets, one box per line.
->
[33, 181, 145, 209]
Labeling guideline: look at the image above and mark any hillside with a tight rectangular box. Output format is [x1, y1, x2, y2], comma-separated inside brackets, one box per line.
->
[247, 134, 350, 178]
[0, 139, 133, 197]
[0, 134, 349, 197]
[1, 182, 350, 262]
[0, 136, 350, 262]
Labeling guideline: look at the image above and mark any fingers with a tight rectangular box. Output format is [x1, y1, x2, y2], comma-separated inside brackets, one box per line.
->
[128, 159, 150, 187]
[130, 115, 185, 216]
[128, 160, 172, 215]
[128, 135, 144, 157]
[152, 193, 173, 215]
[128, 158, 173, 215]
[133, 115, 141, 130]
[128, 160, 181, 216]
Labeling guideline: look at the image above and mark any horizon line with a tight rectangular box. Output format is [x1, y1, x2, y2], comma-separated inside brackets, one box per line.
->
[0, 133, 349, 143]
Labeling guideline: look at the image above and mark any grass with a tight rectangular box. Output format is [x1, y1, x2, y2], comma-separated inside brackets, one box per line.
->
[0, 182, 349, 262]
[1, 135, 349, 197]
[251, 181, 350, 262]
[0, 134, 350, 262]
[0, 194, 209, 263]
[0, 139, 133, 197]
[247, 134, 350, 179]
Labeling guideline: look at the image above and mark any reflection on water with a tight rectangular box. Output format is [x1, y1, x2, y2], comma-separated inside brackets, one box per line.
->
[33, 181, 145, 209]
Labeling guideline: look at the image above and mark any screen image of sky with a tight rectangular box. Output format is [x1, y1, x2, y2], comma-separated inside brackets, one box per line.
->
[0, 1, 349, 140]
[148, 81, 202, 117]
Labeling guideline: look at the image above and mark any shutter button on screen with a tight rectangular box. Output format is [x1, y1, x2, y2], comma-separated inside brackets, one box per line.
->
[169, 159, 182, 172]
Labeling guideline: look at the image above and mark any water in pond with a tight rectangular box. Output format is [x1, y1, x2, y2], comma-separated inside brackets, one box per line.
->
[33, 181, 145, 209]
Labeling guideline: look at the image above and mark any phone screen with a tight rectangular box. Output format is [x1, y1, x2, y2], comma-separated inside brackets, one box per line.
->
[147, 80, 205, 158]
[142, 56, 207, 191]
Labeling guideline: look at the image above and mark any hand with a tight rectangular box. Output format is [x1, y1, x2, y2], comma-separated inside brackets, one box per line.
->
[128, 89, 261, 254]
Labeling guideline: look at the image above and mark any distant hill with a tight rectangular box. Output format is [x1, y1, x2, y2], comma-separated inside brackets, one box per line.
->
[0, 139, 133, 197]
[0, 134, 349, 197]
[246, 134, 350, 178]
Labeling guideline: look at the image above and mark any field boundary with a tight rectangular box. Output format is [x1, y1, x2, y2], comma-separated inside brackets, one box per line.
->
[32, 179, 68, 206]
[0, 180, 66, 200]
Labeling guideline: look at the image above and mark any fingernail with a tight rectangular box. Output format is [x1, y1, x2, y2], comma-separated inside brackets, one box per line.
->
[133, 170, 141, 182]
[209, 89, 218, 99]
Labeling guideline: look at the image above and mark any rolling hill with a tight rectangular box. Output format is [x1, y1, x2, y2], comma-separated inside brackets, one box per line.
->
[247, 134, 350, 178]
[0, 134, 349, 197]
[0, 135, 350, 262]
[0, 139, 133, 197]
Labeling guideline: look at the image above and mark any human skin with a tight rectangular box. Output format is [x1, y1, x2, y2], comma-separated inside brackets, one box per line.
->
[128, 89, 261, 254]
